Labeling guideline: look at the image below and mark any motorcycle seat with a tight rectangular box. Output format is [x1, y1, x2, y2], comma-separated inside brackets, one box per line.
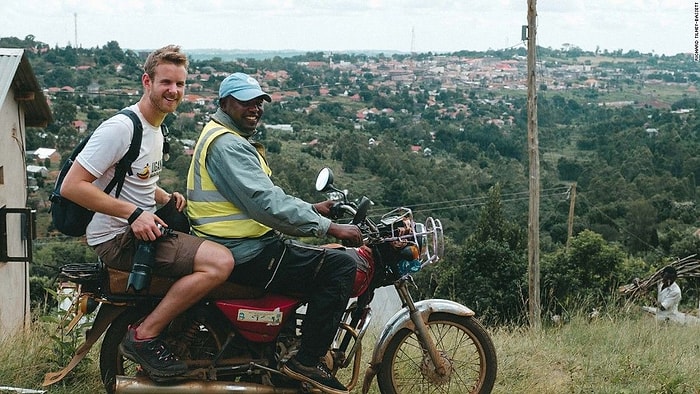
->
[106, 267, 265, 299]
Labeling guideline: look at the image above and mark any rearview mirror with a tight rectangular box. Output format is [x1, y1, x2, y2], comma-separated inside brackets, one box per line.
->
[315, 167, 334, 192]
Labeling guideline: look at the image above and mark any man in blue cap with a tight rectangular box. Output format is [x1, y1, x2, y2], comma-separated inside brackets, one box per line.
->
[186, 72, 362, 394]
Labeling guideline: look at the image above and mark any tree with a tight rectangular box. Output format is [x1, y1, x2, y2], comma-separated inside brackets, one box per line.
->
[31, 242, 96, 278]
[317, 101, 346, 118]
[101, 40, 125, 63]
[168, 155, 192, 181]
[26, 127, 55, 151]
[557, 157, 584, 181]
[541, 230, 627, 311]
[43, 65, 75, 87]
[430, 185, 528, 324]
[55, 126, 79, 153]
[51, 100, 78, 127]
[624, 199, 659, 253]
[331, 134, 363, 174]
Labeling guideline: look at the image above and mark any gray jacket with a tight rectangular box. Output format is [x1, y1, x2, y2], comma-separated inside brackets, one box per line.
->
[202, 109, 331, 264]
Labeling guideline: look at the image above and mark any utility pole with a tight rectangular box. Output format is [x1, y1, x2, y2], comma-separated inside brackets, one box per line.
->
[74, 13, 78, 48]
[526, 0, 541, 330]
[566, 182, 577, 248]
[411, 26, 416, 54]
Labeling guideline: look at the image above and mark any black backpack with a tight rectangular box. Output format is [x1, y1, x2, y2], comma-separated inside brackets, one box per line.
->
[49, 109, 151, 236]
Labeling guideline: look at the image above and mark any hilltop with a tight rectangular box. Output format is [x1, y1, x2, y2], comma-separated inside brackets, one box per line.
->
[186, 48, 406, 61]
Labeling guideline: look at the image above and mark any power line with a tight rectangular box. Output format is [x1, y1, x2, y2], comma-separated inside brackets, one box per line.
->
[365, 186, 570, 216]
[576, 192, 664, 254]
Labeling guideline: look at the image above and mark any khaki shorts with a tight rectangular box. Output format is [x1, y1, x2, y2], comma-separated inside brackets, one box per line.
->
[94, 229, 205, 277]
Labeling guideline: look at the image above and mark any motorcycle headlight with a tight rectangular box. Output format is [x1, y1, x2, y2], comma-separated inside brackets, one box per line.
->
[414, 222, 428, 260]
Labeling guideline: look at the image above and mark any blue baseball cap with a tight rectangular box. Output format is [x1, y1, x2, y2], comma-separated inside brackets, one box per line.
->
[219, 72, 271, 102]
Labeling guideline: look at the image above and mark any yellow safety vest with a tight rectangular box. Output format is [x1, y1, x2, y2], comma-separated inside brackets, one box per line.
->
[186, 124, 272, 238]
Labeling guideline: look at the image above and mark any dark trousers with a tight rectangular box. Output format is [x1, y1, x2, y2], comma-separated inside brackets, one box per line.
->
[228, 238, 356, 361]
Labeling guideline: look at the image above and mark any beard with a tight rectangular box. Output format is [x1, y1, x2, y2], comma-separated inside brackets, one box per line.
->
[149, 90, 180, 114]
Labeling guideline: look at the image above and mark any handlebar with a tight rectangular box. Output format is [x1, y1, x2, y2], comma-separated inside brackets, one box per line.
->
[329, 196, 370, 225]
[314, 167, 443, 265]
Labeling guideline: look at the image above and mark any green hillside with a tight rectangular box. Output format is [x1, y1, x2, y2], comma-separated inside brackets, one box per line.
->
[4, 35, 699, 323]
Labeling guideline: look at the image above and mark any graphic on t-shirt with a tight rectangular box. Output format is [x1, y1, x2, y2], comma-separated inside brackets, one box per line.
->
[136, 159, 163, 180]
[137, 164, 151, 179]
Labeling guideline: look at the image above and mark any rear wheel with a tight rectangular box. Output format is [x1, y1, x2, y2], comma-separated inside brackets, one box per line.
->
[99, 308, 147, 394]
[377, 313, 497, 394]
[99, 306, 226, 394]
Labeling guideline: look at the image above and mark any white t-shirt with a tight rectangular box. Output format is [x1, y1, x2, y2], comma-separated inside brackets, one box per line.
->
[656, 281, 681, 320]
[76, 105, 164, 246]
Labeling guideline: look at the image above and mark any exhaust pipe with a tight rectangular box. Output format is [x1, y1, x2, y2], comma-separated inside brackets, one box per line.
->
[115, 375, 321, 393]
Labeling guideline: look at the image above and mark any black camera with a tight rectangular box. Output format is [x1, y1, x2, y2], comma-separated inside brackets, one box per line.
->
[126, 240, 156, 292]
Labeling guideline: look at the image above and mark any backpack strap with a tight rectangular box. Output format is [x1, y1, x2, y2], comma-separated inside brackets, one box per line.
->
[161, 123, 171, 161]
[104, 109, 143, 198]
[51, 129, 96, 201]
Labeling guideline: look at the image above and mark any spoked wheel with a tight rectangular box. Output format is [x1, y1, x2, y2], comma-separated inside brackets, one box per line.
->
[99, 307, 226, 394]
[377, 312, 497, 394]
[99, 308, 148, 394]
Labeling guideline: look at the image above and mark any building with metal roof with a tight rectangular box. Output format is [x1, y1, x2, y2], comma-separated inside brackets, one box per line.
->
[0, 48, 52, 337]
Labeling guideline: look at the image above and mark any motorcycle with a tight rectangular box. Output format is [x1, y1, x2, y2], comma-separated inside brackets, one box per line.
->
[44, 167, 497, 393]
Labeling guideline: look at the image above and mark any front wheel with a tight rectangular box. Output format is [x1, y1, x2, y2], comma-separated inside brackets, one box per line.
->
[377, 312, 497, 394]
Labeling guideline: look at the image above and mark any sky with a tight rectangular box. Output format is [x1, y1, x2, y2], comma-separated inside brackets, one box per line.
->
[0, 0, 694, 56]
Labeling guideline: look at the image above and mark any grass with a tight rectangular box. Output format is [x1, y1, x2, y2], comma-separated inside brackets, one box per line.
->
[493, 313, 700, 394]
[1, 307, 698, 394]
[0, 319, 103, 394]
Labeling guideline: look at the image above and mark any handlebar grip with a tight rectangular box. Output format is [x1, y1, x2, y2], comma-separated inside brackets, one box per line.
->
[329, 202, 344, 220]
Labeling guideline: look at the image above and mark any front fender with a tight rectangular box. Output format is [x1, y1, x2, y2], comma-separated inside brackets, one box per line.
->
[361, 299, 474, 393]
[369, 298, 474, 366]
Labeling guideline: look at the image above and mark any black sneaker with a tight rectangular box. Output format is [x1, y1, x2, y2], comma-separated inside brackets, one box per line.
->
[281, 356, 348, 394]
[119, 325, 188, 378]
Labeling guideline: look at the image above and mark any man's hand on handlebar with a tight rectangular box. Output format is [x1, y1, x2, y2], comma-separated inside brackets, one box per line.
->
[313, 200, 337, 218]
[327, 223, 363, 247]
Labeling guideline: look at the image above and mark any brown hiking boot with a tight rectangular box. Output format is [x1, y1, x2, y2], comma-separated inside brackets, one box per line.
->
[281, 356, 348, 394]
[118, 325, 187, 378]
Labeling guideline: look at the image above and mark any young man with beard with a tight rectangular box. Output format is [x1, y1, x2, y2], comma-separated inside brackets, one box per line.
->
[60, 45, 234, 378]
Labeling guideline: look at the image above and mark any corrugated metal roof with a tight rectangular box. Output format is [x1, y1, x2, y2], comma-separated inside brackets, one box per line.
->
[0, 49, 23, 109]
[0, 48, 52, 127]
